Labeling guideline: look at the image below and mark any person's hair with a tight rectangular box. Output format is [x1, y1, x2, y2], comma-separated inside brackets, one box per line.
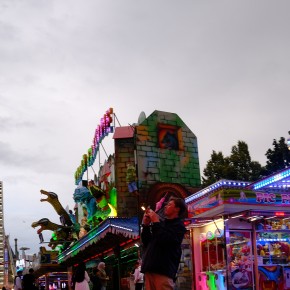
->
[170, 197, 188, 219]
[93, 267, 99, 275]
[97, 262, 105, 270]
[29, 268, 34, 274]
[74, 262, 86, 283]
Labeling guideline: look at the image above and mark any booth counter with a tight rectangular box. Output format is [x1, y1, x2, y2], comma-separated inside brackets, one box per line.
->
[185, 168, 290, 290]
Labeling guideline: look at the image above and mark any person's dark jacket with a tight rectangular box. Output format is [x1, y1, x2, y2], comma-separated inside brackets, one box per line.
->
[141, 218, 186, 280]
[22, 273, 36, 290]
[91, 270, 102, 290]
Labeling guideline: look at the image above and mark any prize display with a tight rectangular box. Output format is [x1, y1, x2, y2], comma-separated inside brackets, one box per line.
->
[227, 231, 253, 290]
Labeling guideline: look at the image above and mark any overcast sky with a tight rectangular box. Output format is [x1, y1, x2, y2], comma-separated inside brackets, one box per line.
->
[1, 0, 290, 254]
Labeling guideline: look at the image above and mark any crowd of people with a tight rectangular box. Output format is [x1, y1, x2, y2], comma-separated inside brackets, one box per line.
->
[73, 261, 109, 290]
[12, 268, 38, 290]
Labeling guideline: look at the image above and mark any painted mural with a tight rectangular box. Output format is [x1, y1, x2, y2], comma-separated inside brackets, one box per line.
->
[136, 111, 200, 192]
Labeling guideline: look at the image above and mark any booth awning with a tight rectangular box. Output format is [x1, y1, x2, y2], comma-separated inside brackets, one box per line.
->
[185, 167, 290, 220]
[58, 217, 139, 264]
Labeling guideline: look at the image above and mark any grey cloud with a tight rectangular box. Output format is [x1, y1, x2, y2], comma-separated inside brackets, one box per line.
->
[0, 141, 68, 174]
[0, 117, 34, 131]
[1, 0, 290, 254]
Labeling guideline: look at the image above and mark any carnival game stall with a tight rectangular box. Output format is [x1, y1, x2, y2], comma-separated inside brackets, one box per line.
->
[185, 167, 290, 290]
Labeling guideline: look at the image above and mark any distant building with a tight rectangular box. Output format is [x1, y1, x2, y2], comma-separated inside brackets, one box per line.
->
[0, 181, 4, 285]
[0, 182, 15, 289]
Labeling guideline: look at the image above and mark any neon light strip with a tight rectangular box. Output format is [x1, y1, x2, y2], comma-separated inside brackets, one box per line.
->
[185, 180, 250, 204]
[257, 238, 288, 242]
[253, 169, 290, 190]
[74, 108, 114, 184]
[58, 224, 110, 261]
[111, 224, 133, 232]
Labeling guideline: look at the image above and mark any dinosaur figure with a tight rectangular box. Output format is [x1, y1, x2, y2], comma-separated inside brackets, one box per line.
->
[73, 186, 97, 220]
[40, 190, 72, 226]
[31, 218, 75, 250]
[31, 218, 67, 234]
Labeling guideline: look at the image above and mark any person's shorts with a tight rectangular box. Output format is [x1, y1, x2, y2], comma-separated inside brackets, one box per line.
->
[128, 182, 138, 192]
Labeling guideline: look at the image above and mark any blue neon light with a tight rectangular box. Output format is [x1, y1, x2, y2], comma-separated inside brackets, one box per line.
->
[253, 169, 290, 190]
[185, 180, 250, 204]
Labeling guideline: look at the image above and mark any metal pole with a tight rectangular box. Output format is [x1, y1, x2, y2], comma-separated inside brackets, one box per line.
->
[118, 257, 121, 290]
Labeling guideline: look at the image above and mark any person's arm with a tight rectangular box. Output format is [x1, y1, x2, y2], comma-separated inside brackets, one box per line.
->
[145, 208, 186, 243]
[16, 277, 22, 290]
[97, 271, 106, 281]
[85, 271, 90, 283]
[140, 211, 153, 247]
[133, 268, 140, 284]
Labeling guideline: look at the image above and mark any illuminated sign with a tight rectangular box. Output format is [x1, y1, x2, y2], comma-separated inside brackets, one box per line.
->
[16, 259, 25, 268]
[256, 192, 276, 203]
[75, 108, 114, 184]
[281, 194, 290, 203]
[256, 193, 290, 204]
[275, 212, 285, 216]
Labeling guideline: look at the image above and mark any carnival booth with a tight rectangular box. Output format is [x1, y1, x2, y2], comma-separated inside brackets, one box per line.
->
[185, 167, 290, 290]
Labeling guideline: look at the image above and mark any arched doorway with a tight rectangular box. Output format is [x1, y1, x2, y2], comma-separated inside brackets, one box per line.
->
[145, 182, 188, 213]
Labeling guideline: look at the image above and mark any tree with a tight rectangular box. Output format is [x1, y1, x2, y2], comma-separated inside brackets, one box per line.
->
[228, 141, 263, 181]
[202, 151, 230, 187]
[264, 137, 290, 174]
[202, 141, 263, 187]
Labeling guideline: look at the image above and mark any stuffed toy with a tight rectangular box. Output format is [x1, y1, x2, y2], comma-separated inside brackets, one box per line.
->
[272, 243, 281, 256]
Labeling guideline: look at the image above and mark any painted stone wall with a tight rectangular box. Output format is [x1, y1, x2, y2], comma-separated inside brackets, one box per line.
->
[114, 137, 138, 217]
[136, 110, 201, 195]
[114, 110, 201, 217]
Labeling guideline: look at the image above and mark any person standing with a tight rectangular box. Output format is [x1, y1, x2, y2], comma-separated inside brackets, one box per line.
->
[73, 262, 90, 290]
[14, 270, 23, 290]
[96, 262, 109, 290]
[22, 268, 37, 290]
[141, 197, 187, 290]
[133, 261, 144, 290]
[90, 267, 102, 290]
